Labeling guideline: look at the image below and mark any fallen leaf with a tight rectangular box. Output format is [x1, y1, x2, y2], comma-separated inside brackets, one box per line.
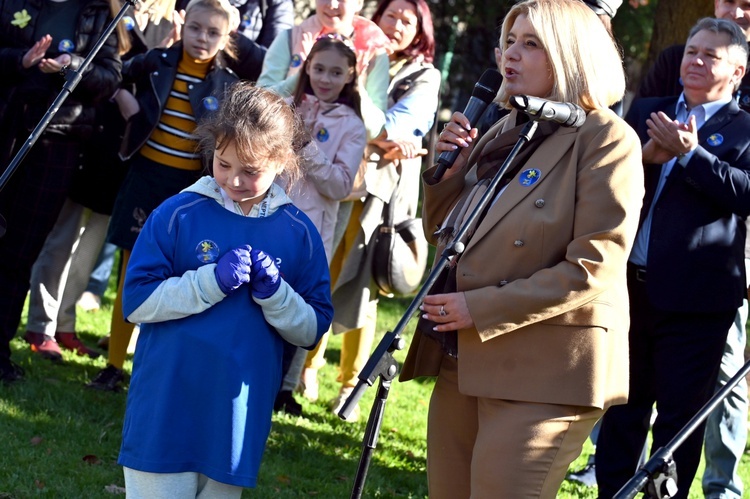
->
[34, 479, 45, 490]
[104, 484, 126, 494]
[82, 454, 101, 465]
[30, 436, 43, 446]
[276, 474, 291, 484]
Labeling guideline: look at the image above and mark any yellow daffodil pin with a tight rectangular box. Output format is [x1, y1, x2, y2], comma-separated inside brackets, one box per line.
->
[11, 9, 31, 29]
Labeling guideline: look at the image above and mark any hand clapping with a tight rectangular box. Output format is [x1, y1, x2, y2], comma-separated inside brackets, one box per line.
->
[642, 111, 698, 164]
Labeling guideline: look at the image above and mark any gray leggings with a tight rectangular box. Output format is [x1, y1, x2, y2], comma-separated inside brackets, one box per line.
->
[123, 468, 243, 499]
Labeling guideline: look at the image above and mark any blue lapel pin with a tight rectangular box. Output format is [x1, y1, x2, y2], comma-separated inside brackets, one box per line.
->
[519, 168, 542, 186]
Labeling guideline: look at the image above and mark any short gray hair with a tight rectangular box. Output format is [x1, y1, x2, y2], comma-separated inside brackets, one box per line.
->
[687, 17, 749, 67]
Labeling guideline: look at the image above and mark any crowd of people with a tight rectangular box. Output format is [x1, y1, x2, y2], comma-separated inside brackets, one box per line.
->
[0, 0, 749, 497]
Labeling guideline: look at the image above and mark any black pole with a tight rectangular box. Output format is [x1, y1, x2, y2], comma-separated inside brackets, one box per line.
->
[343, 119, 541, 499]
[0, 0, 137, 238]
[614, 356, 750, 499]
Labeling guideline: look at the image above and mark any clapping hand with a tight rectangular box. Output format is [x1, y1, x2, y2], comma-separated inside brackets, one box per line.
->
[249, 248, 281, 299]
[643, 111, 698, 164]
[22, 34, 51, 69]
[215, 245, 252, 295]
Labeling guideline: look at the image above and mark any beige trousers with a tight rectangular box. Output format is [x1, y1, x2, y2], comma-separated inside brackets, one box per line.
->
[427, 355, 603, 499]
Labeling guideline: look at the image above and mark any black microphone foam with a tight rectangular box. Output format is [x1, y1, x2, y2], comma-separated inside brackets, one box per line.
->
[509, 95, 586, 128]
[433, 69, 504, 181]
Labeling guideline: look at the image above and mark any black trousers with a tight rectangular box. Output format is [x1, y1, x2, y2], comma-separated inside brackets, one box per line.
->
[0, 136, 80, 366]
[595, 271, 734, 499]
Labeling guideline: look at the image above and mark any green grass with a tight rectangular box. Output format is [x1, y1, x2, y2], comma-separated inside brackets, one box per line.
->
[1, 281, 749, 497]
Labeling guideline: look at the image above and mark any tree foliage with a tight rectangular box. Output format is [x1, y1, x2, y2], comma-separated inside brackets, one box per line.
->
[293, 0, 706, 112]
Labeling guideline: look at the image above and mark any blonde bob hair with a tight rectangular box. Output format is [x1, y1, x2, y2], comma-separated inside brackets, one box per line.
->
[496, 0, 625, 111]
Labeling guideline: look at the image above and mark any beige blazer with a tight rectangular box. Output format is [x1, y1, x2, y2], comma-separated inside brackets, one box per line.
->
[400, 109, 644, 410]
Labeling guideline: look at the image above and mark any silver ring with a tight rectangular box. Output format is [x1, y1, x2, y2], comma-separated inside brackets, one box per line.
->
[439, 305, 447, 317]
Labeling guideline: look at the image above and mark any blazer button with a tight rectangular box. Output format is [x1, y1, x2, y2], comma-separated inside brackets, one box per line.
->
[534, 199, 545, 208]
[514, 240, 524, 247]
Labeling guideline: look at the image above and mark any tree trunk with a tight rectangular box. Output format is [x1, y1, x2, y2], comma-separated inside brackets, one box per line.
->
[647, 0, 714, 66]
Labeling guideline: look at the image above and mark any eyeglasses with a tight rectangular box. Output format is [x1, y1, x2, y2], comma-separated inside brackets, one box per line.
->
[316, 32, 356, 53]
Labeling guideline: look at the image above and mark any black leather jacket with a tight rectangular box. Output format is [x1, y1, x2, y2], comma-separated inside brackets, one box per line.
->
[0, 0, 121, 139]
[119, 43, 238, 161]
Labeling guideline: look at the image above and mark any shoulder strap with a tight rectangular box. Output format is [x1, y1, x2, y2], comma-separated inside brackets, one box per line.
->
[380, 176, 402, 228]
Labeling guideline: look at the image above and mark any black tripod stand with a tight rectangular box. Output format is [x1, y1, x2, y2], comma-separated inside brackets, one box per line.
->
[0, 0, 137, 238]
[614, 356, 750, 498]
[337, 119, 542, 499]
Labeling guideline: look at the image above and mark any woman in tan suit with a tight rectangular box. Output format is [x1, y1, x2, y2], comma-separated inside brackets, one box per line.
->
[399, 0, 644, 497]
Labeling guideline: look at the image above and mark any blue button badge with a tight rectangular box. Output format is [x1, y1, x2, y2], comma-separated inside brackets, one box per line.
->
[316, 127, 330, 142]
[202, 96, 219, 111]
[58, 39, 74, 53]
[707, 133, 724, 147]
[196, 240, 220, 263]
[122, 16, 135, 31]
[519, 168, 542, 186]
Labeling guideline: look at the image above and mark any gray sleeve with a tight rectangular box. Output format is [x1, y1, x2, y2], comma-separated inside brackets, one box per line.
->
[126, 264, 226, 323]
[252, 280, 318, 346]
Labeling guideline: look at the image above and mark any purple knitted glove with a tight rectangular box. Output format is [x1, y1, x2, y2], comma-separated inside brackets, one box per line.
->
[215, 245, 252, 294]
[249, 248, 281, 299]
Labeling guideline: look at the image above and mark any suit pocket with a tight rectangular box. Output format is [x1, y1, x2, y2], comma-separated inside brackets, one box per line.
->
[541, 300, 615, 330]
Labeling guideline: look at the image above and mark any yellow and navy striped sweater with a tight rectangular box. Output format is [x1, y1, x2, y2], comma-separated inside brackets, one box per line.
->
[140, 54, 211, 170]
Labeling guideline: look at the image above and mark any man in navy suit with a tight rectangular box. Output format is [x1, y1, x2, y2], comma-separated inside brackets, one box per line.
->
[636, 3, 750, 498]
[595, 18, 750, 499]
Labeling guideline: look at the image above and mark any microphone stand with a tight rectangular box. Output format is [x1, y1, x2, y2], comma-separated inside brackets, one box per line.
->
[340, 119, 541, 499]
[0, 0, 137, 238]
[614, 357, 750, 499]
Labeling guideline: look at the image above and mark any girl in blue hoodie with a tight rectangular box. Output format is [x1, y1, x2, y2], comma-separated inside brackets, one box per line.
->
[118, 82, 333, 496]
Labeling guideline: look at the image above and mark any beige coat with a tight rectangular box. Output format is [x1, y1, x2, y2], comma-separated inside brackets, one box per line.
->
[400, 109, 644, 410]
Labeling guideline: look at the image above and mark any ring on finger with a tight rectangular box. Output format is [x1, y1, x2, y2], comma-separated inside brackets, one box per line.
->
[439, 305, 447, 317]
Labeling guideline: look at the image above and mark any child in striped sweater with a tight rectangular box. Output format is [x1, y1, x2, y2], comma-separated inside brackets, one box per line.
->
[87, 0, 239, 391]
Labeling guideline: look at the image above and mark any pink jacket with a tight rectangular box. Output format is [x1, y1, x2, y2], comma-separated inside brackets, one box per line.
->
[287, 94, 367, 260]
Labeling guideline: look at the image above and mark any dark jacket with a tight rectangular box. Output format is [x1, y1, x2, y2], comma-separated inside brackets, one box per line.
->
[626, 96, 750, 312]
[0, 0, 121, 142]
[119, 42, 238, 161]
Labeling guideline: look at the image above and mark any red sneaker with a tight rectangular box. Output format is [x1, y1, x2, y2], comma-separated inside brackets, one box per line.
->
[24, 331, 63, 361]
[55, 332, 101, 359]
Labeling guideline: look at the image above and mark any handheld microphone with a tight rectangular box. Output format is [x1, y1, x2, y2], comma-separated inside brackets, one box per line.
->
[433, 69, 504, 181]
[509, 95, 586, 128]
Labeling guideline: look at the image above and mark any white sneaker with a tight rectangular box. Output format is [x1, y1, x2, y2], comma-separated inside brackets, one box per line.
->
[77, 291, 101, 312]
[330, 386, 360, 422]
